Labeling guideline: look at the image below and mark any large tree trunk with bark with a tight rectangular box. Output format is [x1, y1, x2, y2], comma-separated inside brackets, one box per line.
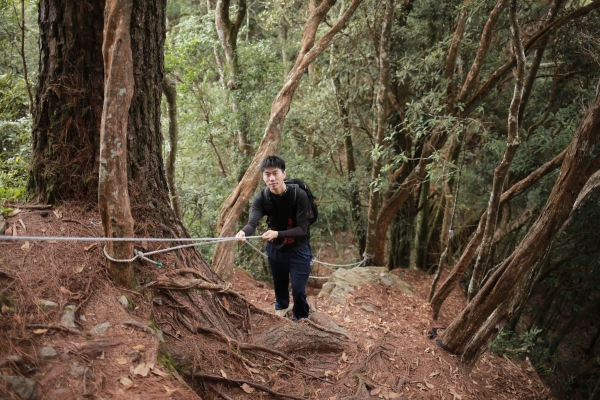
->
[28, 0, 105, 203]
[437, 84, 600, 368]
[212, 0, 364, 279]
[467, 1, 526, 301]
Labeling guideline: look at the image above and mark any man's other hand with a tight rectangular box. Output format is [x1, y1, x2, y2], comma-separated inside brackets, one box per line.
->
[261, 230, 279, 242]
[235, 230, 247, 242]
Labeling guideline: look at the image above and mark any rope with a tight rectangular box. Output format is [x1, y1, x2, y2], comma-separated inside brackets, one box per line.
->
[3, 234, 368, 275]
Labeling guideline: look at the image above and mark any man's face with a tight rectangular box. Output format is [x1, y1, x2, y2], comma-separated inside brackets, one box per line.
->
[262, 166, 286, 195]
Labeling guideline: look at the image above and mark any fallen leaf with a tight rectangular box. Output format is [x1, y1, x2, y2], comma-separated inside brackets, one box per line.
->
[264, 294, 268, 301]
[33, 329, 48, 334]
[425, 381, 434, 389]
[120, 376, 134, 389]
[151, 368, 168, 378]
[75, 265, 85, 273]
[133, 362, 150, 376]
[163, 385, 177, 395]
[59, 286, 71, 295]
[220, 369, 227, 379]
[387, 392, 401, 399]
[240, 383, 255, 394]
[84, 243, 98, 251]
[53, 210, 62, 219]
[4, 226, 12, 235]
[116, 358, 127, 365]
[370, 387, 381, 396]
[248, 367, 261, 374]
[12, 223, 17, 236]
[324, 370, 334, 377]
[133, 344, 145, 350]
[342, 352, 348, 362]
[21, 242, 30, 250]
[7, 208, 21, 217]
[429, 371, 440, 377]
[13, 315, 22, 325]
[18, 219, 26, 232]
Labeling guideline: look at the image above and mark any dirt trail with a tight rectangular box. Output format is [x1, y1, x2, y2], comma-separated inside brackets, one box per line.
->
[0, 203, 554, 399]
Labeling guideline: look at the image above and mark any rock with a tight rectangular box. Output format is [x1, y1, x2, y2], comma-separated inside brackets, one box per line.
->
[317, 267, 414, 303]
[69, 362, 93, 379]
[40, 347, 57, 360]
[60, 305, 77, 328]
[90, 322, 110, 335]
[0, 216, 6, 235]
[80, 315, 87, 322]
[360, 303, 379, 314]
[38, 300, 59, 312]
[2, 375, 37, 399]
[39, 211, 49, 218]
[152, 297, 163, 306]
[118, 295, 129, 308]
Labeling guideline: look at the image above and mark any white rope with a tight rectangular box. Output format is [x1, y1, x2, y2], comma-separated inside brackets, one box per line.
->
[3, 233, 369, 274]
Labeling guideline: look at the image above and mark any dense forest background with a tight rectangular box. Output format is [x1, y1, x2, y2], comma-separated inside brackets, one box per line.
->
[1, 0, 600, 398]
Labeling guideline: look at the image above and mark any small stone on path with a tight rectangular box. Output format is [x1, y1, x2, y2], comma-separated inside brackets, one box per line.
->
[118, 295, 129, 308]
[69, 362, 93, 379]
[90, 322, 110, 335]
[41, 346, 57, 360]
[2, 376, 37, 399]
[38, 300, 58, 312]
[60, 305, 77, 328]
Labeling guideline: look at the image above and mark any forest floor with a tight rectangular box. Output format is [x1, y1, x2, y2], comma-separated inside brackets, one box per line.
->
[0, 203, 555, 399]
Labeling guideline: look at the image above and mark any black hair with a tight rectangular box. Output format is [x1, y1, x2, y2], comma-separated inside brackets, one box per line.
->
[260, 155, 286, 172]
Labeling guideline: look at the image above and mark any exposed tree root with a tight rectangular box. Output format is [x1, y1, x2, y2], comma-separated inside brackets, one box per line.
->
[26, 324, 79, 334]
[122, 320, 160, 365]
[188, 372, 307, 400]
[253, 321, 346, 354]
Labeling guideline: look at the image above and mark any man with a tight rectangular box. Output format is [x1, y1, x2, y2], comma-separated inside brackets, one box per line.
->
[236, 155, 313, 321]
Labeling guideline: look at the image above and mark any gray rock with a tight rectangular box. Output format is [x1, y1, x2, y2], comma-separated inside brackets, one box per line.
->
[38, 300, 58, 312]
[60, 305, 77, 328]
[90, 322, 110, 335]
[79, 314, 87, 322]
[152, 297, 163, 306]
[2, 375, 37, 399]
[317, 266, 414, 303]
[40, 347, 57, 360]
[118, 295, 129, 308]
[69, 362, 93, 379]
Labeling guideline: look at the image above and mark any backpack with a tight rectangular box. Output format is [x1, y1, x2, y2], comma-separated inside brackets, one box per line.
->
[261, 178, 318, 226]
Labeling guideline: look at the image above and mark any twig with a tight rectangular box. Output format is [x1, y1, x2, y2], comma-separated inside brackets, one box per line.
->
[62, 219, 99, 237]
[0, 203, 51, 210]
[300, 318, 352, 340]
[0, 279, 17, 296]
[209, 384, 235, 400]
[186, 372, 307, 400]
[26, 324, 79, 334]
[341, 343, 384, 385]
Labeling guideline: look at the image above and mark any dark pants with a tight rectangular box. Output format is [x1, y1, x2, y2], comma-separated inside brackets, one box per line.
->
[266, 244, 312, 320]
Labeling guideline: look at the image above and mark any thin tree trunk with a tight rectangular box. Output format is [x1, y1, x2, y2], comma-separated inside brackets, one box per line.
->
[467, 2, 526, 301]
[18, 0, 33, 114]
[364, 0, 394, 264]
[212, 0, 364, 279]
[98, 0, 135, 287]
[518, 0, 564, 123]
[438, 82, 600, 368]
[430, 147, 567, 318]
[162, 78, 183, 221]
[414, 178, 430, 271]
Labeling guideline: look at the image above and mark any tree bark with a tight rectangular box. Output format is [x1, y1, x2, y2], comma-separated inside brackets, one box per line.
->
[98, 0, 135, 287]
[162, 77, 183, 221]
[430, 147, 567, 318]
[437, 84, 600, 368]
[364, 0, 394, 264]
[29, 0, 105, 203]
[212, 0, 364, 279]
[467, 0, 526, 301]
[414, 178, 430, 271]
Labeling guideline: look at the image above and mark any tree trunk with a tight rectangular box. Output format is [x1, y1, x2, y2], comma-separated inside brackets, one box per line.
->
[467, 1, 526, 301]
[364, 0, 394, 264]
[414, 178, 430, 271]
[212, 0, 364, 279]
[162, 78, 183, 221]
[29, 0, 105, 203]
[332, 76, 365, 255]
[430, 147, 567, 318]
[98, 0, 135, 288]
[437, 82, 600, 368]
